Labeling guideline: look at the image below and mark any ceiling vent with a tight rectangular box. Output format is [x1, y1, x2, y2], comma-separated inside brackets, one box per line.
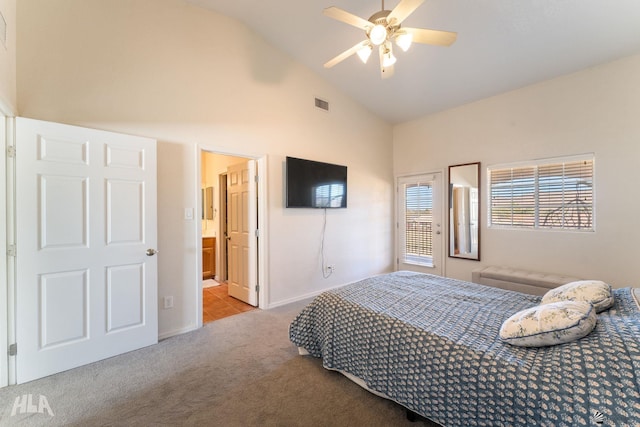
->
[315, 97, 329, 112]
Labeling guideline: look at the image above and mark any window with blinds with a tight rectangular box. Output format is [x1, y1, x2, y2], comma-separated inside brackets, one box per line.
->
[488, 154, 594, 231]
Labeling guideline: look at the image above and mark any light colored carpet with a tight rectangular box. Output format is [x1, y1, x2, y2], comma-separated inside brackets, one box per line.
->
[0, 299, 438, 426]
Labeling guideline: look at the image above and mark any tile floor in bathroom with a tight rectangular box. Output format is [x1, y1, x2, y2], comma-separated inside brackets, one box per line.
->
[203, 282, 257, 324]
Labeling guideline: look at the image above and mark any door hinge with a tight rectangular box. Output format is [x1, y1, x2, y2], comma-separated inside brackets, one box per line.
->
[7, 146, 15, 158]
[8, 343, 17, 356]
[255, 284, 260, 293]
[7, 244, 16, 257]
[254, 175, 259, 183]
[255, 229, 259, 238]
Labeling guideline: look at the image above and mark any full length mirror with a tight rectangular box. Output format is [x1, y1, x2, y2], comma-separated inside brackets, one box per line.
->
[449, 162, 480, 260]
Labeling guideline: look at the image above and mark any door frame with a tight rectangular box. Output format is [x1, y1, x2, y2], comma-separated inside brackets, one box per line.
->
[195, 147, 268, 327]
[1, 113, 11, 387]
[217, 172, 228, 283]
[395, 170, 447, 277]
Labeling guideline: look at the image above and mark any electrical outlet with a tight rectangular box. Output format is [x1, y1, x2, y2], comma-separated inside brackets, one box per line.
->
[163, 296, 174, 309]
[326, 266, 335, 274]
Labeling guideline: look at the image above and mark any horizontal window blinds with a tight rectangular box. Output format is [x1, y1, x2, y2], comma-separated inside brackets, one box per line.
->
[489, 156, 594, 231]
[405, 183, 433, 258]
[490, 167, 536, 227]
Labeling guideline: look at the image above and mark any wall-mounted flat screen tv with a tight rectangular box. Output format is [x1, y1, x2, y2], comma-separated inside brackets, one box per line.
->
[286, 156, 347, 208]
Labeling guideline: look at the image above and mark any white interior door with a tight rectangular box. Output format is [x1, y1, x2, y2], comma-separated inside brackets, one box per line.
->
[15, 118, 158, 384]
[226, 160, 257, 306]
[396, 172, 443, 276]
[0, 115, 7, 388]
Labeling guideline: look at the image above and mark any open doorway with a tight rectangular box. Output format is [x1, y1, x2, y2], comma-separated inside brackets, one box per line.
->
[200, 150, 258, 324]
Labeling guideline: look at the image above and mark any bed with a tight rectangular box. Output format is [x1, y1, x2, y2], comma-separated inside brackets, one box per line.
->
[289, 271, 640, 426]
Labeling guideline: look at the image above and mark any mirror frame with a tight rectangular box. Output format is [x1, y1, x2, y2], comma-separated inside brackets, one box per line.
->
[448, 162, 481, 261]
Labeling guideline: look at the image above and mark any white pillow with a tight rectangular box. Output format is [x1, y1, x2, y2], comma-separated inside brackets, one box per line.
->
[541, 280, 614, 313]
[499, 301, 597, 347]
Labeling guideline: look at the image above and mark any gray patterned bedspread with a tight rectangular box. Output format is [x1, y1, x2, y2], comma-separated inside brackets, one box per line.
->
[289, 271, 640, 426]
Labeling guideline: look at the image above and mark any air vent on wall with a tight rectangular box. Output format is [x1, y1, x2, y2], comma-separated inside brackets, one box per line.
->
[314, 97, 329, 112]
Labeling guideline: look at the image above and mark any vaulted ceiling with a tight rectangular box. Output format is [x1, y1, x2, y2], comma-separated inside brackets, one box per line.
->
[188, 0, 640, 124]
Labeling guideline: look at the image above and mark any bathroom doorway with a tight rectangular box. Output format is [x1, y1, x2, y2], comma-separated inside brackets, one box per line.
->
[200, 150, 260, 324]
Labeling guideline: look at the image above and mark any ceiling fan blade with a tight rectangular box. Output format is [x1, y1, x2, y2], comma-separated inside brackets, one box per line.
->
[323, 6, 372, 30]
[387, 0, 425, 26]
[324, 40, 370, 68]
[404, 27, 457, 46]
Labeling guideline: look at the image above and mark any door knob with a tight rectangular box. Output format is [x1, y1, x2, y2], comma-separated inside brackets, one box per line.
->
[146, 248, 158, 256]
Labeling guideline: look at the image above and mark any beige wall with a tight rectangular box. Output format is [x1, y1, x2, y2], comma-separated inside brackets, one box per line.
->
[394, 54, 640, 287]
[0, 0, 15, 112]
[17, 0, 394, 338]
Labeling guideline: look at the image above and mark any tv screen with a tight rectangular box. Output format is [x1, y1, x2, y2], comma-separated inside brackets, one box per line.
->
[286, 157, 347, 208]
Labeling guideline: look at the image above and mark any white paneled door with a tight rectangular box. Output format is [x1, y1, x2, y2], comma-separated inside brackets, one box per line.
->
[226, 160, 257, 306]
[15, 118, 158, 384]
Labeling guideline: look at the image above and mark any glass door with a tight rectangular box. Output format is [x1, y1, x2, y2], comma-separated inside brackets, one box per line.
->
[396, 172, 443, 275]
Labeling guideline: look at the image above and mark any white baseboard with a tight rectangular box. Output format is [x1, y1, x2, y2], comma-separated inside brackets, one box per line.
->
[158, 324, 198, 341]
[265, 282, 348, 309]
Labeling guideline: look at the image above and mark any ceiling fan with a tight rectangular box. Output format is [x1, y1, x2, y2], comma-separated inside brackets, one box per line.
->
[323, 0, 457, 78]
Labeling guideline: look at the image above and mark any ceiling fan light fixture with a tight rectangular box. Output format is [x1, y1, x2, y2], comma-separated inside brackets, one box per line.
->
[356, 45, 373, 63]
[369, 24, 388, 45]
[322, 1, 457, 78]
[396, 32, 413, 52]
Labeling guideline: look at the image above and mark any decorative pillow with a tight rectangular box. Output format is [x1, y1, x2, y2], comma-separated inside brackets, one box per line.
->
[541, 280, 614, 313]
[499, 301, 597, 347]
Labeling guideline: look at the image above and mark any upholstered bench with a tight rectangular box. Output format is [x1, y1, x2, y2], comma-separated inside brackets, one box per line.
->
[471, 266, 581, 296]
